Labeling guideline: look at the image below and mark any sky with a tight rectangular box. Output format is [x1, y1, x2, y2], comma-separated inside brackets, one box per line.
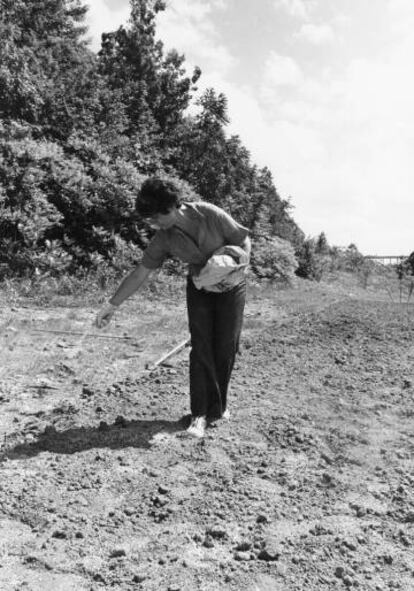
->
[85, 0, 414, 255]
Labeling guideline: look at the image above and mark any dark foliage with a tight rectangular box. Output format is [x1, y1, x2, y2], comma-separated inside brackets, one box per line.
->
[0, 0, 304, 279]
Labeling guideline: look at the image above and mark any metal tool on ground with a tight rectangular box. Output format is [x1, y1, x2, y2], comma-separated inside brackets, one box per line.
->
[145, 337, 190, 371]
[31, 328, 134, 340]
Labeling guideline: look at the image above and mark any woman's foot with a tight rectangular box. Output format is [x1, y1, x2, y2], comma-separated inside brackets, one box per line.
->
[207, 409, 231, 427]
[186, 416, 207, 438]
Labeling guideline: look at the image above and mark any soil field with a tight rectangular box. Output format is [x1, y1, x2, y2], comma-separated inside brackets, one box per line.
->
[0, 278, 413, 591]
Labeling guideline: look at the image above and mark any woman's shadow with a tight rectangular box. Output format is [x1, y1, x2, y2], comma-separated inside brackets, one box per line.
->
[2, 415, 191, 460]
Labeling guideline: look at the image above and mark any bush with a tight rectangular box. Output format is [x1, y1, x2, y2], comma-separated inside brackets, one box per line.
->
[295, 238, 330, 281]
[315, 231, 330, 254]
[0, 123, 197, 279]
[251, 236, 298, 283]
[398, 251, 414, 278]
[334, 244, 365, 272]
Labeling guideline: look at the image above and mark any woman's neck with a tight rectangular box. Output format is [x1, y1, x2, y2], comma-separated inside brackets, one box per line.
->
[173, 204, 189, 228]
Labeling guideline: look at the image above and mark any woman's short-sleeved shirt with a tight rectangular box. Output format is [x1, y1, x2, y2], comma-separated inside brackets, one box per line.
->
[141, 201, 249, 276]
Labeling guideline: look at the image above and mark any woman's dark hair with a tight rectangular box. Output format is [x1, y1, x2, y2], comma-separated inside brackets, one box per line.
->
[136, 177, 182, 217]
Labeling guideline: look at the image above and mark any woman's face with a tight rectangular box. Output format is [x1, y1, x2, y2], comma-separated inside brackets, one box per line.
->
[144, 208, 177, 230]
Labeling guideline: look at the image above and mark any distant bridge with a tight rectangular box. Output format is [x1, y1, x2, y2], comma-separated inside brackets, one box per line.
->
[364, 255, 407, 265]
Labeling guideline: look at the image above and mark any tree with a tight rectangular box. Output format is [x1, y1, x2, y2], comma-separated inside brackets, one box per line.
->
[166, 88, 305, 249]
[295, 238, 322, 280]
[251, 236, 298, 283]
[405, 252, 414, 276]
[249, 168, 304, 246]
[0, 0, 99, 140]
[315, 231, 329, 254]
[0, 120, 150, 276]
[97, 0, 200, 148]
[0, 0, 307, 281]
[168, 89, 230, 201]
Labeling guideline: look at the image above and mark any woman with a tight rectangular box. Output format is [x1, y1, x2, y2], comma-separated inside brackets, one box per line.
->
[95, 177, 251, 438]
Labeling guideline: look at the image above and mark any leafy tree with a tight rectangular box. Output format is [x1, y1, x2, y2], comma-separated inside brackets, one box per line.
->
[168, 89, 303, 245]
[0, 122, 69, 275]
[249, 167, 304, 246]
[168, 89, 233, 203]
[0, 121, 149, 276]
[295, 238, 329, 281]
[251, 236, 298, 283]
[0, 0, 99, 140]
[403, 251, 414, 276]
[0, 0, 307, 282]
[97, 0, 200, 150]
[315, 231, 330, 254]
[340, 244, 365, 272]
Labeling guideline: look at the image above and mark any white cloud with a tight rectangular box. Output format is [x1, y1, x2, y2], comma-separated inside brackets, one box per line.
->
[84, 0, 129, 51]
[101, 0, 129, 12]
[250, 0, 414, 253]
[260, 52, 304, 103]
[296, 23, 335, 45]
[85, 1, 235, 76]
[163, 0, 224, 22]
[388, 0, 414, 31]
[156, 0, 236, 77]
[273, 0, 313, 20]
[249, 37, 414, 252]
[331, 13, 351, 28]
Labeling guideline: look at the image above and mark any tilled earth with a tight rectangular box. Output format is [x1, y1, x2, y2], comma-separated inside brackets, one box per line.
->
[0, 285, 414, 591]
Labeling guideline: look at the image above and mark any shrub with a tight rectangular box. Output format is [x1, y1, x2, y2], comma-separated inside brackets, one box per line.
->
[338, 244, 366, 272]
[251, 236, 298, 283]
[398, 251, 414, 278]
[295, 238, 330, 281]
[315, 232, 330, 254]
[0, 122, 207, 280]
[395, 253, 414, 304]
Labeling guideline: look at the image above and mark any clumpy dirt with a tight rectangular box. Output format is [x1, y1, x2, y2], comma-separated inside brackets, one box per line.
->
[0, 281, 414, 590]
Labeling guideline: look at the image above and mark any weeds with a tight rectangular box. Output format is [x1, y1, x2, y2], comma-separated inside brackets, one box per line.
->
[0, 267, 184, 308]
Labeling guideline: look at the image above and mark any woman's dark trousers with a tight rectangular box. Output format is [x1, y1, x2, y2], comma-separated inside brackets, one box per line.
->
[186, 278, 246, 419]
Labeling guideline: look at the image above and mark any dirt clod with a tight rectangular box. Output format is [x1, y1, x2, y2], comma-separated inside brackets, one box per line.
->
[109, 548, 127, 559]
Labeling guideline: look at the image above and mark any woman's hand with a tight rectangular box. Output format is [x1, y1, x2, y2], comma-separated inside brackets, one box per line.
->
[95, 303, 118, 328]
[221, 243, 250, 265]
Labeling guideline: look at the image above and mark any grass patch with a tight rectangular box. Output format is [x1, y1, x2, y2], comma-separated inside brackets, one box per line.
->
[0, 268, 185, 309]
